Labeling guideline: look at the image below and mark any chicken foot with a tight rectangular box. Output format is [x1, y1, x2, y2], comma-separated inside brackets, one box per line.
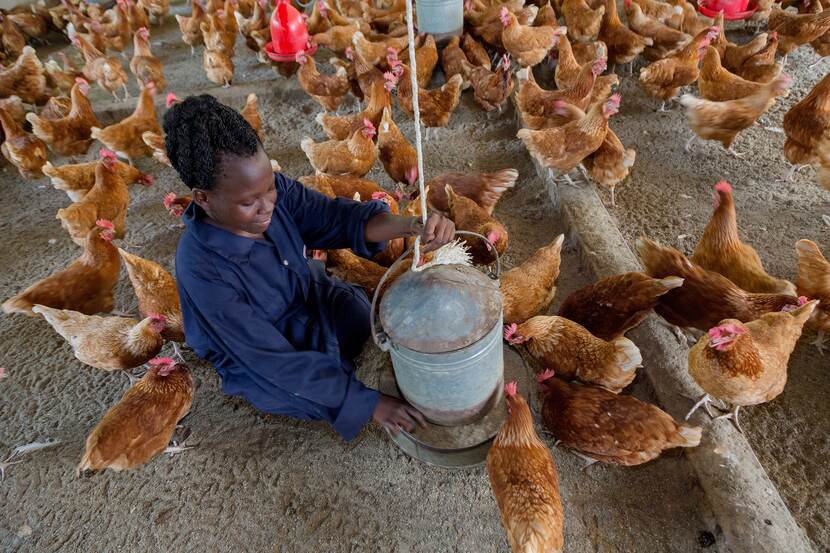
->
[171, 342, 187, 363]
[723, 145, 745, 158]
[569, 449, 600, 470]
[0, 439, 61, 480]
[123, 367, 145, 386]
[164, 435, 195, 456]
[812, 330, 826, 355]
[684, 133, 698, 152]
[685, 393, 718, 421]
[808, 55, 827, 70]
[785, 164, 805, 181]
[576, 163, 591, 185]
[714, 405, 743, 433]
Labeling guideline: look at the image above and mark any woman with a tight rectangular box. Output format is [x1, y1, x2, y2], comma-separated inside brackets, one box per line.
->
[165, 95, 455, 441]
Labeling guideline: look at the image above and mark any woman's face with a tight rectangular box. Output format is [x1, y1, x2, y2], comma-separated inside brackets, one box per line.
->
[193, 146, 276, 239]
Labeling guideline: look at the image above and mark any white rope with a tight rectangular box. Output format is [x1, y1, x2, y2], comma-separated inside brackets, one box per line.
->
[403, 0, 428, 271]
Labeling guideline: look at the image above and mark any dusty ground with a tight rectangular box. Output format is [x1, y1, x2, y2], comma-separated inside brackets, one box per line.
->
[0, 4, 823, 552]
[601, 29, 830, 550]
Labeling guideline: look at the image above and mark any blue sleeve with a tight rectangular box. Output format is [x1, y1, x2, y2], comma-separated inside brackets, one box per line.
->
[276, 173, 390, 258]
[181, 263, 380, 441]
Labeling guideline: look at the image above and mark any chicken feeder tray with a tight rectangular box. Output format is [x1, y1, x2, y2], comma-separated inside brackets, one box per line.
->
[371, 232, 511, 468]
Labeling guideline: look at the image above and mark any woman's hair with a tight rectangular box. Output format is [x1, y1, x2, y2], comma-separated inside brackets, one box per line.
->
[163, 94, 261, 190]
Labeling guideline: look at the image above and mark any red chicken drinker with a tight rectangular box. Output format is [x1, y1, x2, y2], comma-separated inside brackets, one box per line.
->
[698, 0, 755, 20]
[264, 0, 317, 62]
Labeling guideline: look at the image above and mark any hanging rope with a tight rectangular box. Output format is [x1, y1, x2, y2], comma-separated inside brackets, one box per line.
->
[402, 0, 428, 270]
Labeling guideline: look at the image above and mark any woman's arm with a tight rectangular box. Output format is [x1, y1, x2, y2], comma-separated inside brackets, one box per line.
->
[364, 212, 456, 253]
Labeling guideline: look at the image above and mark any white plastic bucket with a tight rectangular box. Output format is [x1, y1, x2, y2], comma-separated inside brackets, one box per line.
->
[415, 0, 463, 40]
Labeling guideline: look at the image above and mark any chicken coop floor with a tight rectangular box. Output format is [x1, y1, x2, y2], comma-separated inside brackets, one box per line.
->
[0, 3, 827, 552]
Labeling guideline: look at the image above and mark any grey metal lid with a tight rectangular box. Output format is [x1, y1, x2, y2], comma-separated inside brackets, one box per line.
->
[379, 264, 502, 354]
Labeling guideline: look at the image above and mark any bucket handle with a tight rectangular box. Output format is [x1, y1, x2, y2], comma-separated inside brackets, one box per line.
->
[370, 230, 500, 352]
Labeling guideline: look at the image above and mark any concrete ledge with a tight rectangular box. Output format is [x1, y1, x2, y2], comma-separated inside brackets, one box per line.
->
[513, 106, 814, 551]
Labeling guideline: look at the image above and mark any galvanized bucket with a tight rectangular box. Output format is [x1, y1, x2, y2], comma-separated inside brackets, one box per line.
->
[415, 0, 463, 41]
[371, 232, 503, 426]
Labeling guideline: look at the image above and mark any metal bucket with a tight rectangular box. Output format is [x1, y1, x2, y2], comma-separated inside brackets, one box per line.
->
[372, 232, 503, 426]
[386, 313, 503, 425]
[415, 0, 463, 41]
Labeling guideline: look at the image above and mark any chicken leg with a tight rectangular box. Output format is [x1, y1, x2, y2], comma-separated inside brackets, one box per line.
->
[686, 393, 718, 420]
[0, 439, 61, 480]
[812, 330, 826, 355]
[714, 405, 743, 433]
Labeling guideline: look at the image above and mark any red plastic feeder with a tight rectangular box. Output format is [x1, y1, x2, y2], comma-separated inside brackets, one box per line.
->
[698, 0, 756, 20]
[264, 0, 317, 62]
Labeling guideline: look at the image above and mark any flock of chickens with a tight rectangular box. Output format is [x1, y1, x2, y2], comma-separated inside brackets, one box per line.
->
[0, 0, 829, 549]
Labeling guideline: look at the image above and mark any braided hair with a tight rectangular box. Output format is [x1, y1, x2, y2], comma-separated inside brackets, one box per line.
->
[163, 94, 261, 191]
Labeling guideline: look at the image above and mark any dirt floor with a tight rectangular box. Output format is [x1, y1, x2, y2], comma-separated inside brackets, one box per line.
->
[0, 3, 825, 552]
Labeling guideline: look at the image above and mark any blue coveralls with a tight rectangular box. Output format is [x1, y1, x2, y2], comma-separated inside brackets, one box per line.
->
[175, 173, 390, 441]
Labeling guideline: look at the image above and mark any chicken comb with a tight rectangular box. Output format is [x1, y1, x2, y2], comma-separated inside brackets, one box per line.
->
[138, 26, 149, 36]
[708, 323, 745, 339]
[769, 31, 778, 40]
[715, 180, 732, 194]
[592, 57, 607, 74]
[74, 77, 88, 86]
[166, 92, 179, 108]
[371, 191, 389, 201]
[163, 192, 178, 209]
[363, 117, 375, 130]
[149, 356, 178, 376]
[405, 167, 418, 186]
[317, 0, 328, 16]
[782, 296, 810, 312]
[345, 47, 354, 60]
[485, 230, 499, 251]
[96, 219, 115, 230]
[504, 381, 518, 397]
[99, 148, 118, 161]
[503, 323, 518, 342]
[148, 312, 167, 323]
[536, 368, 555, 384]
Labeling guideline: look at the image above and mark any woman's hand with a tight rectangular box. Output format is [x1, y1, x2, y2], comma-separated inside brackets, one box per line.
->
[414, 213, 456, 253]
[365, 212, 456, 252]
[373, 395, 427, 435]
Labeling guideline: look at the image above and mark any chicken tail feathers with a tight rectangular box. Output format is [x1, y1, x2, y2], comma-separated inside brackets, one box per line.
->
[477, 168, 518, 214]
[2, 295, 34, 315]
[676, 424, 702, 447]
[679, 94, 702, 109]
[611, 336, 642, 373]
[300, 137, 315, 159]
[658, 276, 684, 291]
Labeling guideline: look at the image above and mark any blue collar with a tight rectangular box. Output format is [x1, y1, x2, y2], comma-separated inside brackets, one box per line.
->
[182, 200, 275, 264]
